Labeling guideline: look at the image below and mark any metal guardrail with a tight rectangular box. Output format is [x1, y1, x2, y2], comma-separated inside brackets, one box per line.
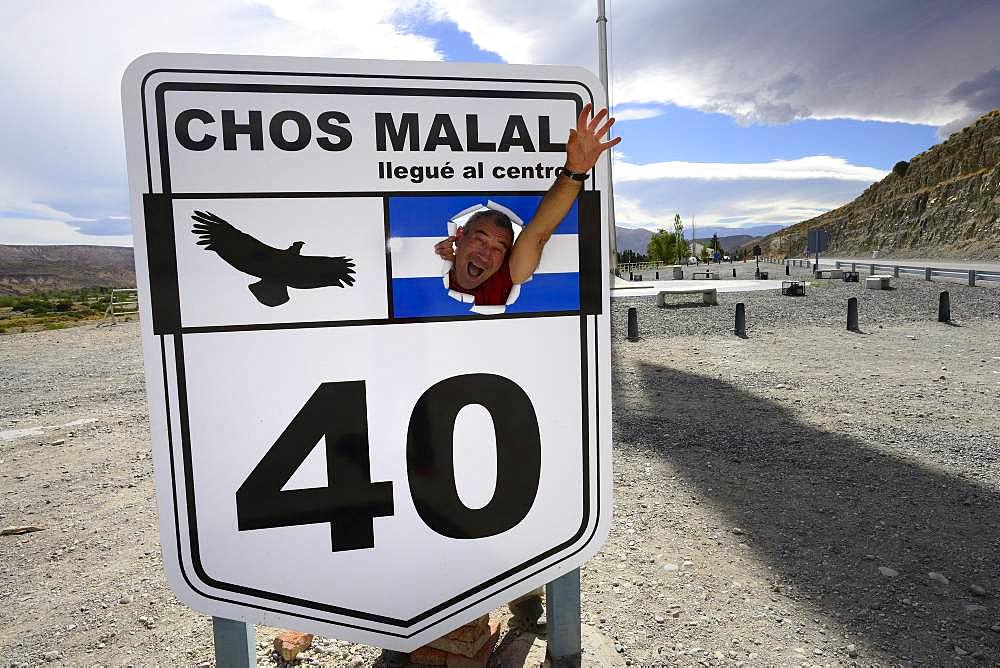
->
[761, 258, 1000, 287]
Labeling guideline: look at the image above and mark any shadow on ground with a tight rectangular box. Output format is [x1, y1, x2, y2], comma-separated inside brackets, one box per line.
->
[616, 363, 999, 664]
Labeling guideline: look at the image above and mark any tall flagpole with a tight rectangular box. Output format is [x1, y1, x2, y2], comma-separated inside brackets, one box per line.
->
[597, 0, 617, 272]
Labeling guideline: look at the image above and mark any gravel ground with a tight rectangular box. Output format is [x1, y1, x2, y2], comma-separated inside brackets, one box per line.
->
[613, 262, 1000, 340]
[1, 272, 999, 666]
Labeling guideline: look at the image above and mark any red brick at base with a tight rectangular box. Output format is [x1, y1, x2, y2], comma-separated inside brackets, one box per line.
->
[273, 630, 314, 661]
[410, 617, 502, 667]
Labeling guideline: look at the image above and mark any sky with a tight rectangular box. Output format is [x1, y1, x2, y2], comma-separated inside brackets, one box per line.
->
[0, 0, 998, 246]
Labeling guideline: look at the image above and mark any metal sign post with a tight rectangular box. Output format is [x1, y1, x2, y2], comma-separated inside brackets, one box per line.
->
[546, 568, 582, 664]
[212, 617, 255, 667]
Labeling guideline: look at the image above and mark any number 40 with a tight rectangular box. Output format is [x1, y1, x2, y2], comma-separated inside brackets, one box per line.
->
[236, 373, 541, 551]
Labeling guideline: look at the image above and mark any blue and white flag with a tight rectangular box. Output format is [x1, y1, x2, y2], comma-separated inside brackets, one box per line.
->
[387, 195, 582, 318]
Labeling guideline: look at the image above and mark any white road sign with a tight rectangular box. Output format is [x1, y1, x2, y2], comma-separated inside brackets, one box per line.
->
[122, 53, 612, 651]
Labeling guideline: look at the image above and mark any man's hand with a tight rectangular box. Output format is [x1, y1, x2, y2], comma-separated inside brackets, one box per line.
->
[565, 103, 621, 173]
[434, 235, 456, 262]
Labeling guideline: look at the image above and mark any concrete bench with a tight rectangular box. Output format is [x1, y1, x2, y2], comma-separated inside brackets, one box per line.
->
[656, 288, 718, 307]
[814, 269, 843, 279]
[865, 275, 891, 290]
[691, 271, 719, 280]
[781, 280, 806, 296]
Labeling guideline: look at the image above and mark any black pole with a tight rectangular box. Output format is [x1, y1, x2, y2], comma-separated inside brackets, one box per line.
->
[938, 291, 951, 323]
[732, 268, 736, 278]
[847, 297, 858, 331]
[785, 264, 790, 276]
[627, 307, 639, 341]
[734, 303, 746, 337]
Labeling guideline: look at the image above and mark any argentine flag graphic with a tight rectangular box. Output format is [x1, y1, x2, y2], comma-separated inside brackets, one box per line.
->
[387, 195, 582, 318]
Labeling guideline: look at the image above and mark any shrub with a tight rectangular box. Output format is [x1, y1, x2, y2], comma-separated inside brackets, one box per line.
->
[892, 160, 909, 177]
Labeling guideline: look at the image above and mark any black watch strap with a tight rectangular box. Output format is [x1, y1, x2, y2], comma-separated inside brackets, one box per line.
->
[556, 166, 589, 181]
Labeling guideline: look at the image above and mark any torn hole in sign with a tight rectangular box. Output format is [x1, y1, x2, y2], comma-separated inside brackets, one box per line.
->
[442, 200, 525, 313]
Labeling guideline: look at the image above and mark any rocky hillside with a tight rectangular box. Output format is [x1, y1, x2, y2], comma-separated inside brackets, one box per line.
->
[0, 245, 134, 295]
[756, 109, 1000, 259]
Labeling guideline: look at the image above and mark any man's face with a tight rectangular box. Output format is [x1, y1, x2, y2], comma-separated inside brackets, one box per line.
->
[452, 219, 514, 289]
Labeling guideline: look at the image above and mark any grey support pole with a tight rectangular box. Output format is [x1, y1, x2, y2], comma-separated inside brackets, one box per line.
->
[969, 269, 977, 287]
[925, 267, 932, 281]
[213, 617, 255, 667]
[596, 0, 616, 273]
[546, 569, 582, 665]
[847, 297, 859, 332]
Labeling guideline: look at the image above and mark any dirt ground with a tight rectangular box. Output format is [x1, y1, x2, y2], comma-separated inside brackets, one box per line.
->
[2, 297, 999, 665]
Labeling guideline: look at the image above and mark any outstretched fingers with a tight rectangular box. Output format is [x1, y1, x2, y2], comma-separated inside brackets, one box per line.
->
[587, 107, 609, 134]
[576, 103, 593, 133]
[600, 136, 623, 150]
[594, 115, 616, 140]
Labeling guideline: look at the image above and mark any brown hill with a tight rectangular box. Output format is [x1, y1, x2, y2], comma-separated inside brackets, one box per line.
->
[753, 109, 1000, 260]
[0, 245, 135, 295]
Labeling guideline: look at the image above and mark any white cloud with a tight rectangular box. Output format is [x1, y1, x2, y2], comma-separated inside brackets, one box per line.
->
[0, 216, 132, 246]
[0, 0, 443, 245]
[433, 0, 1000, 127]
[614, 156, 887, 182]
[3, 0, 996, 248]
[610, 106, 665, 122]
[612, 173, 874, 232]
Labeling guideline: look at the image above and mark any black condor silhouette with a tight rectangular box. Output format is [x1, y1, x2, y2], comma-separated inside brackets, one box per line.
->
[190, 210, 356, 307]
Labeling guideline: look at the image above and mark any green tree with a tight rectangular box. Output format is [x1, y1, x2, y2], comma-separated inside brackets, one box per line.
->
[617, 249, 648, 264]
[673, 214, 690, 261]
[699, 245, 711, 263]
[647, 229, 678, 264]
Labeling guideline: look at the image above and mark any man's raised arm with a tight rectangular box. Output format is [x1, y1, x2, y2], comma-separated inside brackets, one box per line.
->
[508, 103, 621, 284]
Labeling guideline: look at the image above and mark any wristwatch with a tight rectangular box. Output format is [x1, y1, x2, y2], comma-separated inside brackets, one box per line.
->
[555, 166, 590, 181]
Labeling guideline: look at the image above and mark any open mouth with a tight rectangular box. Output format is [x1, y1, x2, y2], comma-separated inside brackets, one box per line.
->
[467, 261, 485, 279]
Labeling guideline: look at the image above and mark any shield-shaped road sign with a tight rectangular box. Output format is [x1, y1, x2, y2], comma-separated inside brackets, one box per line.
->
[122, 53, 612, 651]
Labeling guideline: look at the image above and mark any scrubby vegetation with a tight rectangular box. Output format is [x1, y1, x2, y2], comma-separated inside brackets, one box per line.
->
[0, 287, 126, 334]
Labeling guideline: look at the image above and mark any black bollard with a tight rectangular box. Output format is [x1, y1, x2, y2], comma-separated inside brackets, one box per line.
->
[732, 268, 736, 278]
[847, 297, 858, 331]
[938, 291, 951, 323]
[627, 307, 639, 341]
[655, 271, 659, 280]
[785, 264, 790, 276]
[734, 303, 746, 337]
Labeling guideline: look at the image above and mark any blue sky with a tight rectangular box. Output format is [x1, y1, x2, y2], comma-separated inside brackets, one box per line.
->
[0, 0, 997, 245]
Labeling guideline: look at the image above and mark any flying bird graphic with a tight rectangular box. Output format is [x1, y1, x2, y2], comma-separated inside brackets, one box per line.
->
[190, 210, 356, 307]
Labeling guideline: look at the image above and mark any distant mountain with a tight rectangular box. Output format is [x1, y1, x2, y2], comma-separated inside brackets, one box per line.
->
[614, 227, 654, 253]
[696, 235, 756, 253]
[0, 245, 135, 295]
[616, 225, 782, 254]
[753, 109, 1000, 259]
[688, 224, 784, 240]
